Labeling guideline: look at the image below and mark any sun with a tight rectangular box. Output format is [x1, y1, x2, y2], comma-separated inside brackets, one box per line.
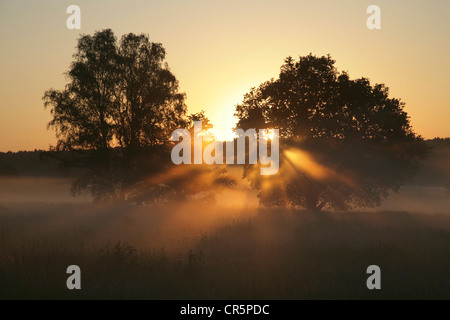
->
[262, 129, 276, 141]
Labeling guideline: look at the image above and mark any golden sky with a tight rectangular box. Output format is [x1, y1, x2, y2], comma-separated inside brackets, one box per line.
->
[0, 0, 449, 151]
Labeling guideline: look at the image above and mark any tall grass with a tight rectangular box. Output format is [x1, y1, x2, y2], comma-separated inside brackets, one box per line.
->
[1, 202, 450, 299]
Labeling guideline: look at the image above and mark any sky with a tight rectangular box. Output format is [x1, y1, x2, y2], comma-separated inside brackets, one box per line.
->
[0, 0, 449, 152]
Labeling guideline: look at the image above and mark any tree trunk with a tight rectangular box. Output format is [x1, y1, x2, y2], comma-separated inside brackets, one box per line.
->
[305, 192, 321, 213]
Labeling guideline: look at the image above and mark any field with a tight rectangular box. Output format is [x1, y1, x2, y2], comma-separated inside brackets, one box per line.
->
[1, 199, 450, 299]
[1, 141, 450, 299]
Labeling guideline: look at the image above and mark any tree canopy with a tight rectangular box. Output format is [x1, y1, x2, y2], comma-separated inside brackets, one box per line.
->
[235, 54, 429, 211]
[43, 29, 187, 201]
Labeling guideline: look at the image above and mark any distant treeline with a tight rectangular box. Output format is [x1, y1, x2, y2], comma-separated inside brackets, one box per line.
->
[427, 137, 450, 146]
[414, 138, 450, 187]
[1, 138, 450, 188]
[0, 150, 82, 177]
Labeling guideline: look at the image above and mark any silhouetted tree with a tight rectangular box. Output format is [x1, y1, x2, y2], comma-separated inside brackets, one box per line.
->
[188, 110, 213, 133]
[235, 54, 429, 211]
[127, 111, 236, 205]
[43, 29, 187, 201]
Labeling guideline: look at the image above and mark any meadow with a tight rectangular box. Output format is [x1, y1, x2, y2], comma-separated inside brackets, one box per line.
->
[1, 199, 450, 299]
[1, 140, 450, 299]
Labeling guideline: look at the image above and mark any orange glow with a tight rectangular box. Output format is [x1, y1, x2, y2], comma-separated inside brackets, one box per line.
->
[1, 1, 450, 152]
[284, 148, 329, 180]
[261, 129, 276, 141]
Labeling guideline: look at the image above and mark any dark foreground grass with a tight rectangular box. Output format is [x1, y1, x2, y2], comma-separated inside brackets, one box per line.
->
[0, 202, 449, 299]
